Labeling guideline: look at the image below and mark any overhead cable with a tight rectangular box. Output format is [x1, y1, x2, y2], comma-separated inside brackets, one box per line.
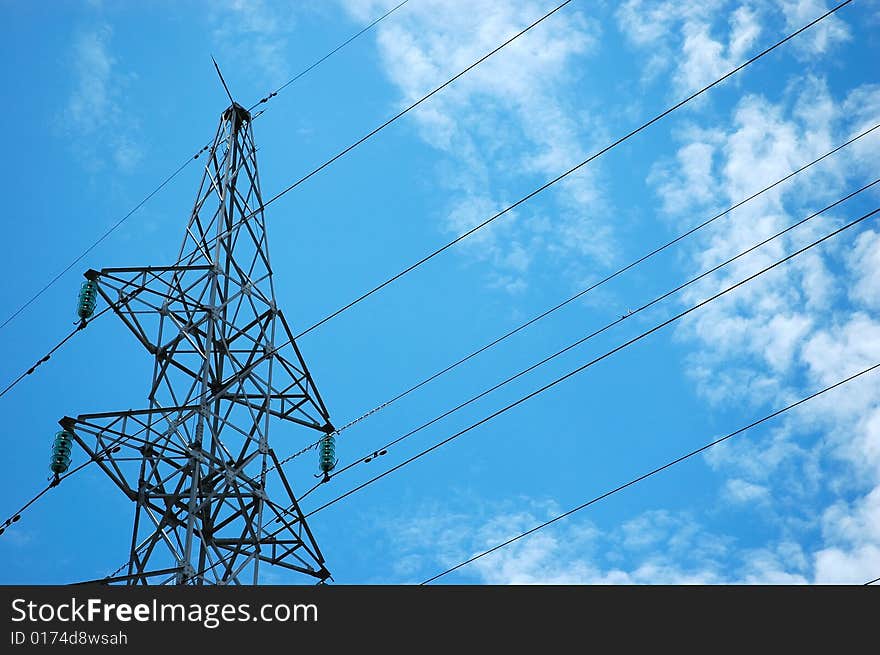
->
[288, 0, 854, 339]
[0, 0, 411, 333]
[299, 178, 879, 494]
[300, 204, 880, 518]
[421, 361, 880, 583]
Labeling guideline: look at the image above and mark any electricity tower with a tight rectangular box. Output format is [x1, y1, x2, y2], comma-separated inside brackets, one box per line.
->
[58, 102, 336, 585]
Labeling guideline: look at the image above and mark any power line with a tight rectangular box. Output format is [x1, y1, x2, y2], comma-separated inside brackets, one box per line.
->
[0, 483, 54, 538]
[420, 361, 880, 584]
[300, 177, 878, 492]
[188, 2, 597, 474]
[0, 0, 562, 382]
[240, 0, 866, 476]
[188, 0, 578, 273]
[0, 158, 197, 334]
[288, 0, 854, 339]
[299, 204, 879, 519]
[270, 127, 879, 474]
[11, 0, 847, 355]
[171, 0, 860, 470]
[0, 305, 114, 399]
[866, 576, 880, 585]
[14, 127, 870, 498]
[247, 0, 412, 111]
[323, 122, 880, 439]
[254, 0, 577, 260]
[0, 0, 411, 335]
[0, 438, 123, 538]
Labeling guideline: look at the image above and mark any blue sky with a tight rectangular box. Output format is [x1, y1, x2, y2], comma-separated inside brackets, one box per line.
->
[1, 0, 879, 584]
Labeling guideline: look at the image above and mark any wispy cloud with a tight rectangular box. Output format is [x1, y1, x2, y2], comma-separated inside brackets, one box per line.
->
[343, 2, 878, 584]
[212, 0, 300, 89]
[615, 1, 849, 94]
[62, 22, 143, 173]
[0, 527, 35, 549]
[646, 61, 880, 583]
[341, 0, 611, 293]
[66, 24, 116, 132]
[616, 0, 761, 92]
[372, 497, 826, 584]
[723, 478, 771, 505]
[778, 0, 851, 57]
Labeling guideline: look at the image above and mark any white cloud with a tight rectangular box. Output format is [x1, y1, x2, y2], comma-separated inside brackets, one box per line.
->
[63, 23, 143, 172]
[678, 5, 761, 92]
[441, 501, 726, 584]
[657, 81, 880, 388]
[212, 0, 299, 88]
[355, 2, 877, 584]
[380, 492, 880, 583]
[778, 0, 851, 57]
[648, 137, 720, 215]
[847, 229, 880, 310]
[821, 486, 880, 548]
[814, 544, 880, 584]
[66, 25, 116, 133]
[738, 543, 809, 583]
[616, 1, 850, 94]
[394, 72, 880, 577]
[723, 478, 771, 504]
[647, 70, 880, 585]
[802, 313, 880, 388]
[378, 498, 836, 584]
[704, 424, 813, 487]
[616, 1, 757, 93]
[341, 0, 610, 292]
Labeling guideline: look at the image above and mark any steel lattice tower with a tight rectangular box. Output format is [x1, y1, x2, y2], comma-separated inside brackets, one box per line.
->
[59, 102, 335, 585]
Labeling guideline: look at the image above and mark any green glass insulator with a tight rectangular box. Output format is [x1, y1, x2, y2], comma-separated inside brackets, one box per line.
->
[49, 430, 74, 475]
[76, 280, 98, 320]
[318, 435, 336, 473]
